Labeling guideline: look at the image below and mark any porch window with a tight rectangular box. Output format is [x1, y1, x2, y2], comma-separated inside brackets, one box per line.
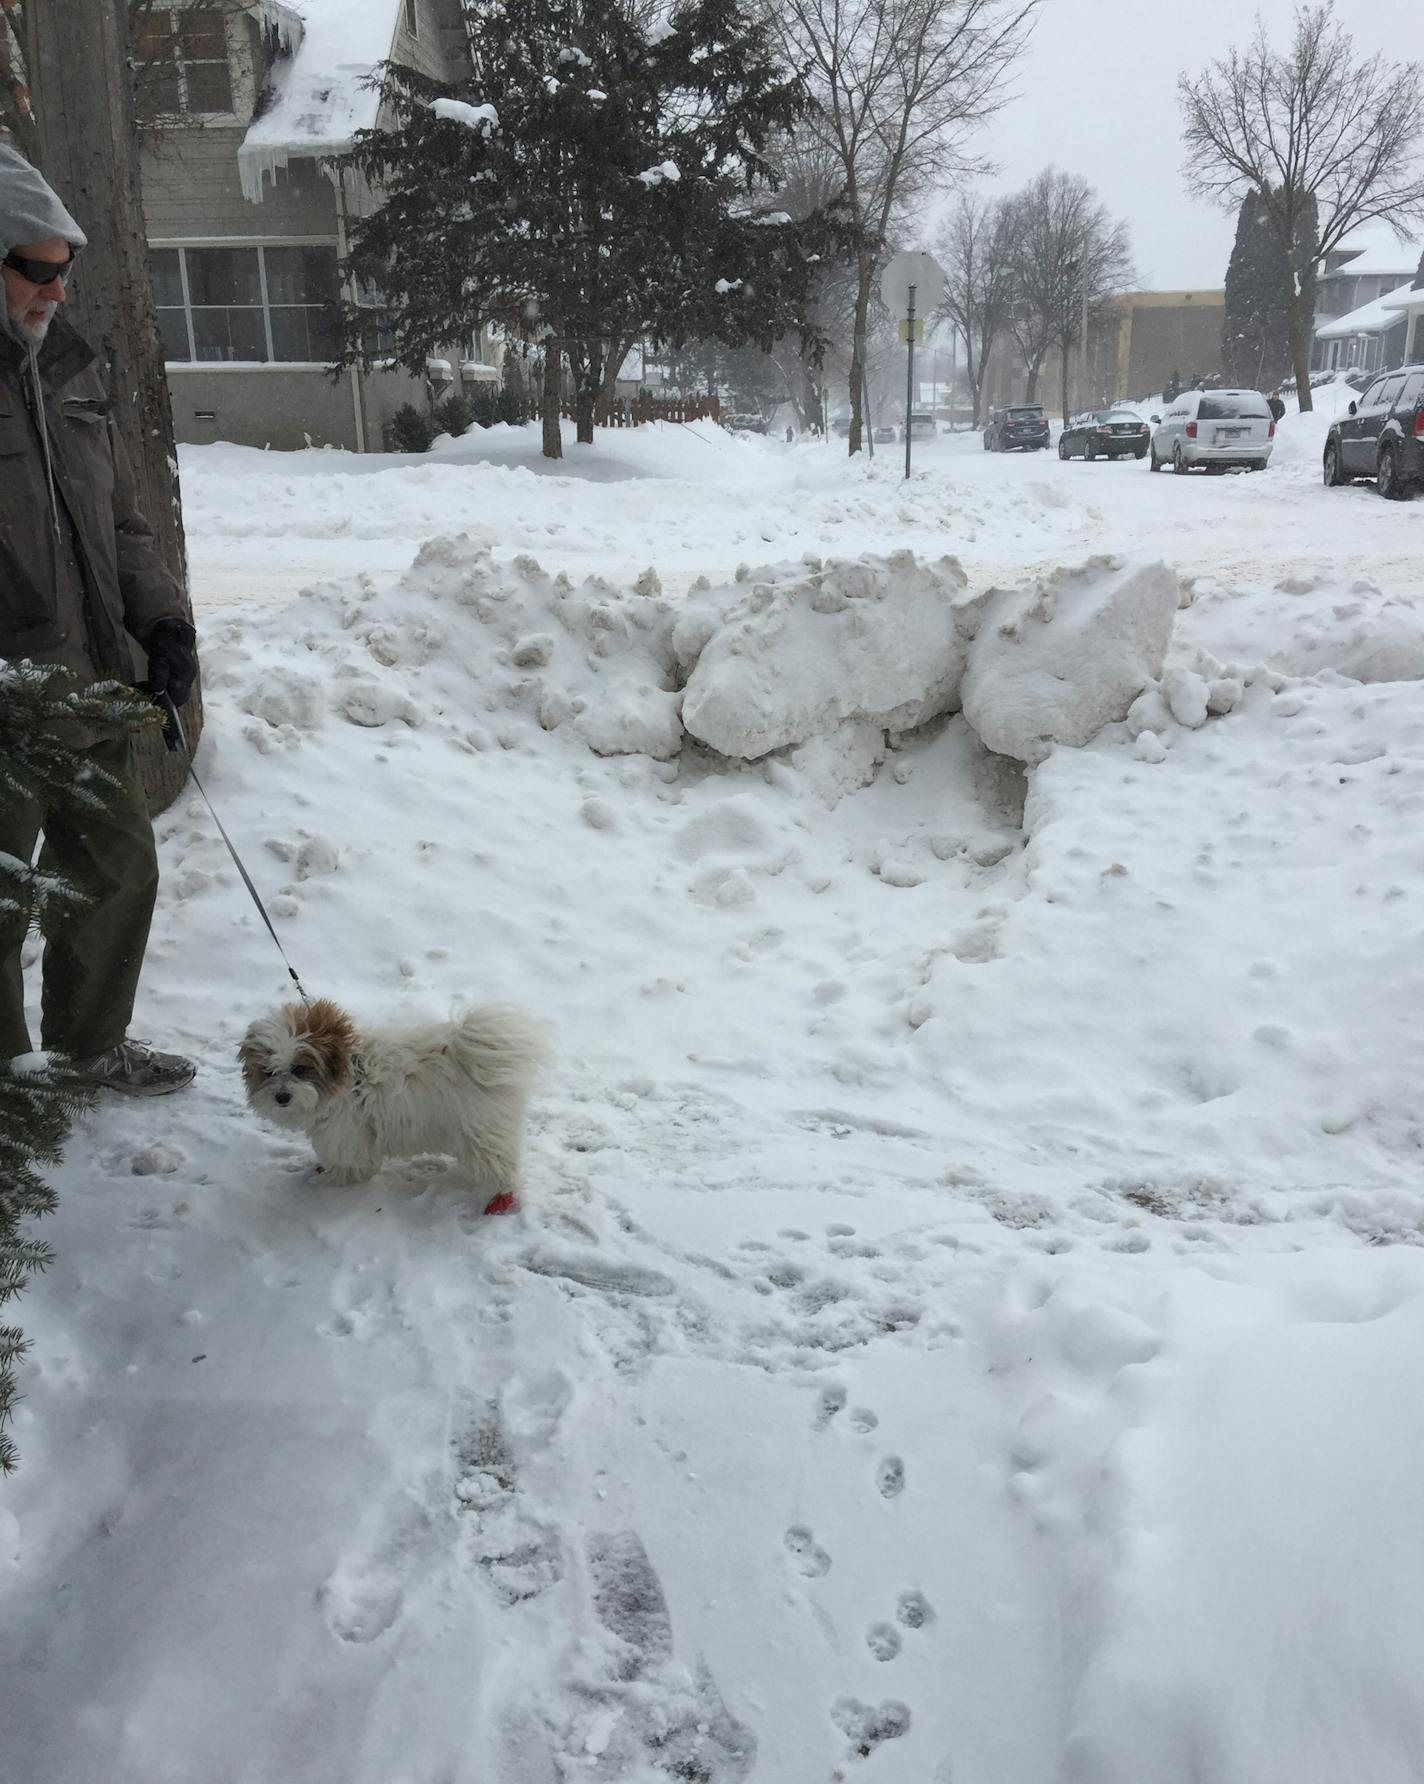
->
[148, 244, 342, 363]
[136, 6, 235, 115]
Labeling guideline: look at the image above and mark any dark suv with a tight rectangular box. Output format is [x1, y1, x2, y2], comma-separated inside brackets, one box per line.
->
[1323, 364, 1424, 499]
[983, 405, 1050, 451]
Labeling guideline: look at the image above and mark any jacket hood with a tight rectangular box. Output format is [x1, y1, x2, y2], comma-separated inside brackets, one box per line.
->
[0, 144, 88, 258]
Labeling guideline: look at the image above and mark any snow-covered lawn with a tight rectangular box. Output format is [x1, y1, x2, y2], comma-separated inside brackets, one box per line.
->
[5, 408, 1424, 1784]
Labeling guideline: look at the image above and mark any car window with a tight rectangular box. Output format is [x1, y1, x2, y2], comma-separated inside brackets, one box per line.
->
[1356, 378, 1387, 408]
[1198, 395, 1271, 420]
[1006, 407, 1044, 419]
[1374, 376, 1405, 410]
[1397, 372, 1424, 409]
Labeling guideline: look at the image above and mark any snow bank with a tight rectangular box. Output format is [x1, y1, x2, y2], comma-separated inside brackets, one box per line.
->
[1179, 574, 1424, 685]
[680, 551, 969, 760]
[959, 556, 1180, 765]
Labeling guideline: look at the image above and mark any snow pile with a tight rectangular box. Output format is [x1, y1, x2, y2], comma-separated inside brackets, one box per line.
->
[959, 556, 1180, 765]
[679, 551, 969, 759]
[1179, 574, 1424, 686]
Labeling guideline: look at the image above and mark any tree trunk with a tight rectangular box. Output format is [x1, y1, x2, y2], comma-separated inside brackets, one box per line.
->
[847, 259, 872, 456]
[1025, 357, 1042, 403]
[540, 338, 563, 458]
[1288, 287, 1313, 413]
[24, 0, 198, 815]
[1059, 332, 1072, 427]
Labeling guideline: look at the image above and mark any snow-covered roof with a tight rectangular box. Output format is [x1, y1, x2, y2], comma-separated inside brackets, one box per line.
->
[238, 0, 403, 203]
[1323, 235, 1423, 280]
[1316, 281, 1416, 339]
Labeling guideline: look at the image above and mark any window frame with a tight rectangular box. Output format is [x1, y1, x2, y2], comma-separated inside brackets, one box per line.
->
[149, 240, 345, 367]
[138, 5, 244, 122]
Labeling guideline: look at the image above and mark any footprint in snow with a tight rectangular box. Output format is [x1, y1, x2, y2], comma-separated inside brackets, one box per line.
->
[876, 1455, 906, 1499]
[896, 1589, 934, 1629]
[784, 1525, 832, 1578]
[814, 1382, 848, 1429]
[831, 1697, 912, 1760]
[318, 1495, 436, 1645]
[849, 1407, 879, 1434]
[866, 1623, 902, 1662]
[451, 1401, 564, 1604]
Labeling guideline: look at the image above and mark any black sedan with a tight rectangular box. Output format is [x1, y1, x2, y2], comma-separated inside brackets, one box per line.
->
[983, 405, 1050, 451]
[1059, 408, 1151, 461]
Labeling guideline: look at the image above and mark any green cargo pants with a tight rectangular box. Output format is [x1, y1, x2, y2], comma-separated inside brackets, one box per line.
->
[0, 733, 159, 1061]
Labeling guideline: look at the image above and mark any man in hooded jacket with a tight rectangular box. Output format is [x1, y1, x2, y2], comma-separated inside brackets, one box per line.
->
[0, 144, 197, 1093]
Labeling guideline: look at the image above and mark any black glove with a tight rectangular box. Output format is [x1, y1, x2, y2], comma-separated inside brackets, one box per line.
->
[145, 617, 199, 709]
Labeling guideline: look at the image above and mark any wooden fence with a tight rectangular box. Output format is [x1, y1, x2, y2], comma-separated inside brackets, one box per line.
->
[558, 393, 722, 429]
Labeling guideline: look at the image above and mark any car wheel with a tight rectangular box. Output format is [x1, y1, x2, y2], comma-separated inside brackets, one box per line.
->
[1172, 444, 1188, 474]
[1134, 447, 1148, 460]
[1378, 445, 1408, 500]
[1322, 440, 1344, 487]
[1149, 446, 1162, 472]
[1058, 437, 1070, 460]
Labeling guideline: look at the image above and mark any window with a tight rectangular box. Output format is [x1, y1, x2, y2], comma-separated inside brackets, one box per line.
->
[1398, 372, 1424, 410]
[137, 7, 235, 114]
[149, 244, 342, 363]
[403, 0, 419, 35]
[1198, 395, 1271, 420]
[1374, 375, 1406, 411]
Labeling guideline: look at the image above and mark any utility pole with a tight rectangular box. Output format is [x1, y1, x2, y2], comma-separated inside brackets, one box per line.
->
[903, 283, 916, 480]
[22, 0, 199, 811]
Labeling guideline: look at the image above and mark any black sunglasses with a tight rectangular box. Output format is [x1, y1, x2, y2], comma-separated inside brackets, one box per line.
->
[3, 248, 77, 288]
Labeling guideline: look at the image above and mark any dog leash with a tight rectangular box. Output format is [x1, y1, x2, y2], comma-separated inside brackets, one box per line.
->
[158, 693, 314, 1006]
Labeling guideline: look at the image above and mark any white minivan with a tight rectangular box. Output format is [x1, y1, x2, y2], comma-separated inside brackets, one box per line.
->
[1150, 389, 1275, 474]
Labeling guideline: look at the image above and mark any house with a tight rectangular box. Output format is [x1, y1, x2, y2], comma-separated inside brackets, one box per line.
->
[1313, 283, 1414, 375]
[976, 290, 1226, 417]
[1310, 233, 1423, 373]
[140, 0, 498, 451]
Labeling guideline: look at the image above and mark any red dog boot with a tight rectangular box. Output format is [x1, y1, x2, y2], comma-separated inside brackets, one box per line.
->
[483, 1191, 519, 1216]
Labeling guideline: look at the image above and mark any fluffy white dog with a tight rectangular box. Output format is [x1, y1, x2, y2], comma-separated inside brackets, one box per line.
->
[239, 999, 548, 1213]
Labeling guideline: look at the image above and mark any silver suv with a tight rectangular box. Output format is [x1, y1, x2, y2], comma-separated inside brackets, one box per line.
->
[1150, 389, 1275, 474]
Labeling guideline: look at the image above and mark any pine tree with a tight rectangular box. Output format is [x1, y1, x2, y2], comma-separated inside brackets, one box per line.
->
[0, 661, 153, 1473]
[1222, 189, 1318, 392]
[342, 0, 844, 456]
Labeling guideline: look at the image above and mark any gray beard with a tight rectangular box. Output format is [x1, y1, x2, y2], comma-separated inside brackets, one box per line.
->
[5, 307, 55, 350]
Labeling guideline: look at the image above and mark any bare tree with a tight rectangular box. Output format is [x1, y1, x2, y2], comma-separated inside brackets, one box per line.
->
[1179, 0, 1424, 410]
[997, 166, 1131, 417]
[934, 189, 1022, 424]
[777, 0, 1038, 455]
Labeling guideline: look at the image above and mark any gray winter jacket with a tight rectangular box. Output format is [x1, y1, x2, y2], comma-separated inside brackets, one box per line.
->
[0, 145, 184, 683]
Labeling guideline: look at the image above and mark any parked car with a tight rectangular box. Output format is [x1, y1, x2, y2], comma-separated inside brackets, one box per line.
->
[902, 412, 937, 440]
[727, 412, 768, 434]
[983, 405, 1050, 451]
[1058, 408, 1151, 461]
[1150, 388, 1275, 473]
[872, 424, 898, 444]
[831, 415, 852, 438]
[1322, 364, 1424, 500]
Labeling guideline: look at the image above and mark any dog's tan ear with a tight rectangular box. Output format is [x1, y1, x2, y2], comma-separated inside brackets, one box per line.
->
[237, 1032, 266, 1097]
[299, 999, 358, 1092]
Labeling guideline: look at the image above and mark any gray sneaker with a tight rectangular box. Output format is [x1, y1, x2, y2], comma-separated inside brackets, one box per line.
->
[74, 1039, 196, 1097]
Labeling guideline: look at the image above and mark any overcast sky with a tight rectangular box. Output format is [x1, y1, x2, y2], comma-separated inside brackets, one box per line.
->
[969, 0, 1424, 290]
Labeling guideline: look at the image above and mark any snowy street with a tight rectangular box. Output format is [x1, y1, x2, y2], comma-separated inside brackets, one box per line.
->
[5, 404, 1424, 1783]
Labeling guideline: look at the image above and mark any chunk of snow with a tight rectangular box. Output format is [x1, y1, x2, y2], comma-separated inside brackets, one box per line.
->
[714, 278, 743, 295]
[431, 98, 500, 136]
[959, 556, 1180, 765]
[681, 552, 969, 761]
[636, 161, 681, 186]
